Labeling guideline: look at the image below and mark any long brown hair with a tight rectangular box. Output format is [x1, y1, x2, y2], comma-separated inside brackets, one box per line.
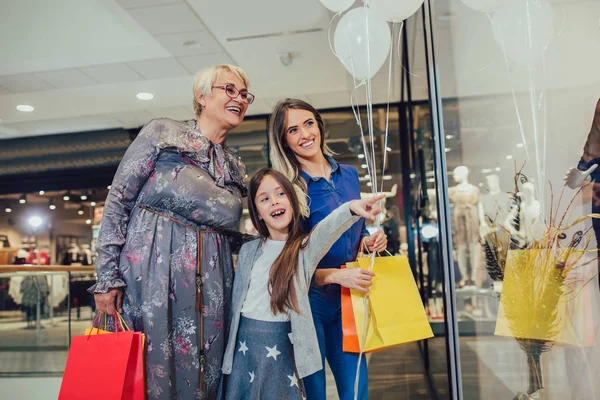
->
[268, 98, 335, 218]
[248, 168, 309, 315]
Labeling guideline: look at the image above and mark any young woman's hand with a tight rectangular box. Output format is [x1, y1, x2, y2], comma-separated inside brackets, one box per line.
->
[350, 194, 386, 221]
[333, 268, 375, 293]
[363, 230, 387, 253]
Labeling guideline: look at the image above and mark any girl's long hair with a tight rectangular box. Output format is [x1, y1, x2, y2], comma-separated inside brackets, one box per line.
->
[268, 98, 335, 218]
[248, 168, 309, 315]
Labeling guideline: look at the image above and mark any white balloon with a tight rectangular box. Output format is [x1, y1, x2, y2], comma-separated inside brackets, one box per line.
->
[334, 7, 392, 80]
[460, 0, 502, 13]
[318, 0, 355, 13]
[368, 0, 424, 23]
[491, 0, 554, 67]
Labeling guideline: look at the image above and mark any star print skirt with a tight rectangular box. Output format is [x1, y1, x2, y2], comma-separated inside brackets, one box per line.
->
[225, 316, 304, 400]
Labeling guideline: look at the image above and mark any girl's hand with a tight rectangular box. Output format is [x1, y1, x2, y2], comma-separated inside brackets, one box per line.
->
[363, 230, 387, 253]
[333, 268, 375, 293]
[350, 194, 386, 221]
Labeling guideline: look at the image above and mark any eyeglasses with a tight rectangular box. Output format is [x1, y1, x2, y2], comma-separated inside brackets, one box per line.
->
[212, 84, 255, 105]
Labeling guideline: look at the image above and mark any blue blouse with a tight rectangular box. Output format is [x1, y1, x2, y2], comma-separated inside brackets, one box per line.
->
[300, 156, 370, 272]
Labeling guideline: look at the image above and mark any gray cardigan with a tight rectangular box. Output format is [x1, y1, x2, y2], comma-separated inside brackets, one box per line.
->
[222, 202, 360, 378]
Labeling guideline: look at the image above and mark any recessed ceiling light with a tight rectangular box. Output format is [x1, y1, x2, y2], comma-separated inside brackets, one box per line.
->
[386, 147, 392, 152]
[383, 175, 392, 180]
[410, 173, 416, 179]
[445, 148, 451, 152]
[366, 182, 372, 187]
[506, 155, 513, 160]
[136, 92, 154, 100]
[16, 104, 34, 112]
[446, 135, 455, 139]
[85, 219, 92, 225]
[107, 185, 111, 190]
[361, 164, 367, 169]
[516, 143, 524, 148]
[39, 190, 45, 195]
[358, 154, 365, 159]
[90, 201, 97, 207]
[481, 168, 493, 174]
[495, 167, 501, 172]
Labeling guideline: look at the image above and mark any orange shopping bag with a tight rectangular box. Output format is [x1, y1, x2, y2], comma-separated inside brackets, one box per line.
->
[59, 313, 146, 400]
[341, 265, 361, 353]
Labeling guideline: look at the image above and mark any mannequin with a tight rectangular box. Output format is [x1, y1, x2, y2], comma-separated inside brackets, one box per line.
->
[62, 243, 81, 266]
[480, 174, 511, 236]
[520, 182, 542, 241]
[448, 166, 482, 287]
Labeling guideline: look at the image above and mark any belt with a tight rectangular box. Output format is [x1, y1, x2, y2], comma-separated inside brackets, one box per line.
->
[136, 204, 221, 390]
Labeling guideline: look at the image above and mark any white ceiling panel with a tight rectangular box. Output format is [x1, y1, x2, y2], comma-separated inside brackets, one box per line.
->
[0, 0, 169, 76]
[177, 53, 235, 75]
[0, 73, 56, 93]
[113, 110, 156, 128]
[117, 0, 183, 9]
[127, 3, 207, 36]
[79, 63, 145, 84]
[127, 58, 189, 79]
[187, 0, 328, 39]
[154, 30, 225, 56]
[1, 115, 122, 139]
[147, 106, 193, 120]
[34, 68, 100, 89]
[307, 91, 354, 109]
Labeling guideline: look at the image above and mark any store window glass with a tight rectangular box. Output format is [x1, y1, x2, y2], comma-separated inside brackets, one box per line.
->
[432, 0, 600, 398]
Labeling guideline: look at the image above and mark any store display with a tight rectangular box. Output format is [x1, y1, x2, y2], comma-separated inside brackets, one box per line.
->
[448, 166, 483, 287]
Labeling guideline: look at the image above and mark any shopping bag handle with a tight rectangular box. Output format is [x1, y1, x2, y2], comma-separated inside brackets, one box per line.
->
[358, 237, 393, 258]
[87, 312, 130, 339]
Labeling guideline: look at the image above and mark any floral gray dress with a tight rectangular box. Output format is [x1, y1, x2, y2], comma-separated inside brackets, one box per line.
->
[88, 118, 247, 400]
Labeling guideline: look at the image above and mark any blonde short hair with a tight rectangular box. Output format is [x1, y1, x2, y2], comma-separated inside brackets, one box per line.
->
[192, 64, 250, 118]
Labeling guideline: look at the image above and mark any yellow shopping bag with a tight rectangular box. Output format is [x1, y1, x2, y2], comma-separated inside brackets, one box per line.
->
[347, 254, 434, 353]
[495, 249, 594, 347]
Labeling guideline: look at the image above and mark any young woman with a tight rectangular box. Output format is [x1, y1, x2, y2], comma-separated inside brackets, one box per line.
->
[221, 169, 384, 400]
[269, 99, 388, 400]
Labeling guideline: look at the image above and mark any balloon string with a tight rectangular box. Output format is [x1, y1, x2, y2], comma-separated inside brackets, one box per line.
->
[487, 13, 530, 160]
[395, 21, 419, 78]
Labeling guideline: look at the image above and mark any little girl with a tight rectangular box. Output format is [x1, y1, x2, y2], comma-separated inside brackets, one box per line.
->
[222, 168, 384, 399]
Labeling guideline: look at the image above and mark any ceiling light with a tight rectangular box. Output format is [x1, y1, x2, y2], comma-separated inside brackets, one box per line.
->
[410, 173, 416, 179]
[19, 194, 27, 204]
[366, 182, 372, 187]
[495, 167, 501, 172]
[78, 206, 85, 215]
[516, 143, 524, 148]
[80, 192, 88, 201]
[383, 175, 392, 180]
[506, 155, 513, 160]
[445, 148, 451, 152]
[136, 92, 154, 100]
[28, 216, 42, 229]
[5, 203, 12, 213]
[49, 199, 56, 210]
[357, 154, 365, 159]
[386, 147, 392, 152]
[481, 168, 493, 174]
[107, 185, 111, 190]
[427, 178, 435, 183]
[85, 219, 92, 225]
[63, 192, 70, 201]
[39, 190, 45, 195]
[16, 104, 34, 112]
[446, 135, 455, 139]
[90, 201, 97, 207]
[361, 164, 368, 169]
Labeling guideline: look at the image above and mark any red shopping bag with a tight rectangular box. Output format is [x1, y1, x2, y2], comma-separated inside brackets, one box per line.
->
[59, 314, 145, 400]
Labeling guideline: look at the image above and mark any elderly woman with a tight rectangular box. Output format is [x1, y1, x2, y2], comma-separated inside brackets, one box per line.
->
[89, 64, 254, 399]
